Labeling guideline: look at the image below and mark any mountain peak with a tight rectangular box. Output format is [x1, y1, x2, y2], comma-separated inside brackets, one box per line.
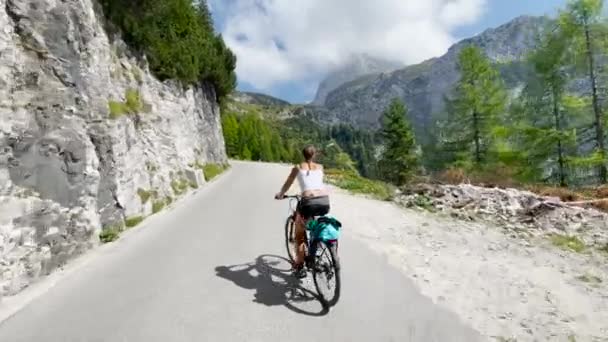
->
[319, 14, 550, 142]
[313, 54, 403, 105]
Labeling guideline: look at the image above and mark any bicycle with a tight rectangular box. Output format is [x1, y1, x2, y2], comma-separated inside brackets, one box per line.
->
[281, 195, 341, 307]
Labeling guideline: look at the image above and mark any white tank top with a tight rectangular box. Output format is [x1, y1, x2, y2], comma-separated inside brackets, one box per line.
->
[297, 168, 324, 192]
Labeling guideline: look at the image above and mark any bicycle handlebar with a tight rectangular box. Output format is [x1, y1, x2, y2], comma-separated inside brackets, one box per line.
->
[276, 194, 301, 200]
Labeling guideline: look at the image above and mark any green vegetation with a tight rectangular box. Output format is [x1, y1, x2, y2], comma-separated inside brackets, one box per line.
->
[378, 99, 419, 185]
[411, 194, 436, 212]
[216, 1, 608, 195]
[108, 89, 149, 119]
[200, 163, 229, 181]
[550, 234, 586, 253]
[137, 188, 155, 204]
[152, 200, 166, 214]
[221, 100, 380, 179]
[171, 178, 190, 196]
[132, 67, 143, 84]
[125, 89, 143, 113]
[494, 337, 517, 342]
[438, 45, 507, 167]
[100, 0, 236, 99]
[99, 227, 120, 243]
[325, 169, 394, 201]
[491, 19, 575, 186]
[559, 0, 607, 183]
[125, 216, 144, 228]
[108, 100, 126, 119]
[423, 0, 608, 189]
[99, 223, 125, 243]
[576, 273, 602, 284]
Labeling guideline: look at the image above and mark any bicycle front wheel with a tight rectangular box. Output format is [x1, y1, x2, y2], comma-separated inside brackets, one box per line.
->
[284, 215, 296, 263]
[312, 240, 341, 307]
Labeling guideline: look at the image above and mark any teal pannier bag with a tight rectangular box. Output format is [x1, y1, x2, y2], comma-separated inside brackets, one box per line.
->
[306, 216, 342, 242]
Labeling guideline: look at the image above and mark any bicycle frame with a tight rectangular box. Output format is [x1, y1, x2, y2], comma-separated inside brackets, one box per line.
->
[282, 194, 338, 263]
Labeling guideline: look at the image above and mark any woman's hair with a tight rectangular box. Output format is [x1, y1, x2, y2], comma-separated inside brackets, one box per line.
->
[302, 145, 316, 161]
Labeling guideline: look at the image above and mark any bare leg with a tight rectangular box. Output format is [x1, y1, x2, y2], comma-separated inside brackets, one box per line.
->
[294, 214, 307, 267]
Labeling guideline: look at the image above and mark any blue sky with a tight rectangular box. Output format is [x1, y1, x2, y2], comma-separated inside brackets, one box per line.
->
[211, 0, 568, 104]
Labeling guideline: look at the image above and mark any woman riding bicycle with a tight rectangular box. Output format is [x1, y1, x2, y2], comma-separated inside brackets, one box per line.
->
[275, 145, 330, 278]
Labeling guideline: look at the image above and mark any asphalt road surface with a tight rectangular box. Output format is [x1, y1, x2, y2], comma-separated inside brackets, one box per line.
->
[0, 161, 481, 342]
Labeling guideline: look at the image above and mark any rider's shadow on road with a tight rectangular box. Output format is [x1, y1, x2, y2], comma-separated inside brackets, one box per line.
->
[215, 255, 329, 316]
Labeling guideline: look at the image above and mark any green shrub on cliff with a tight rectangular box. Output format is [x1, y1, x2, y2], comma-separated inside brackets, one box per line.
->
[100, 0, 236, 99]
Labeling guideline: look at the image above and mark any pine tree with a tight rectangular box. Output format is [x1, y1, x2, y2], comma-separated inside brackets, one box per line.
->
[442, 46, 507, 166]
[100, 0, 236, 99]
[221, 112, 240, 157]
[258, 125, 274, 162]
[378, 99, 419, 185]
[559, 0, 607, 182]
[499, 23, 576, 185]
[320, 141, 357, 172]
[242, 146, 252, 160]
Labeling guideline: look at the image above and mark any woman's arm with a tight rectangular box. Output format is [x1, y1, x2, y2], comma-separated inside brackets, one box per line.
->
[276, 167, 299, 198]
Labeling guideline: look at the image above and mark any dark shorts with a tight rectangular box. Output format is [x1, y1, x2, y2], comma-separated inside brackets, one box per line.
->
[297, 196, 330, 219]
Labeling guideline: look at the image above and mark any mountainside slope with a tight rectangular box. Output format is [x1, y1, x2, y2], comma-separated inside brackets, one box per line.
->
[231, 91, 291, 107]
[0, 0, 227, 297]
[313, 54, 402, 105]
[322, 16, 549, 140]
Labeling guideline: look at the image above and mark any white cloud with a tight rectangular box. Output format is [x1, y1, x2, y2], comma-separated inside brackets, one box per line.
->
[210, 0, 487, 91]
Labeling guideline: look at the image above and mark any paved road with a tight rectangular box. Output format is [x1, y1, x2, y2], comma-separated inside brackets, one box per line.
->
[0, 162, 481, 342]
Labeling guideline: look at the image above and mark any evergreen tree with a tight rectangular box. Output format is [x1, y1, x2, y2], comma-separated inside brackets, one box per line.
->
[221, 112, 240, 157]
[533, 28, 570, 185]
[559, 0, 607, 182]
[258, 124, 275, 162]
[497, 24, 576, 185]
[100, 0, 236, 99]
[319, 141, 358, 172]
[378, 99, 419, 185]
[442, 46, 507, 166]
[242, 146, 252, 160]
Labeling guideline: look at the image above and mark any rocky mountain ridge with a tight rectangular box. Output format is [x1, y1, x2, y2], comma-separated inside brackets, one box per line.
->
[318, 16, 550, 139]
[312, 54, 403, 105]
[231, 91, 291, 107]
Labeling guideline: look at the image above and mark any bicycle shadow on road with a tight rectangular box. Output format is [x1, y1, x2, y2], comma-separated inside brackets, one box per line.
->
[215, 254, 329, 317]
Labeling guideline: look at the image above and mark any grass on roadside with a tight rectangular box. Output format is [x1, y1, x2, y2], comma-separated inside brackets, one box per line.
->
[137, 188, 156, 204]
[99, 222, 125, 243]
[194, 162, 230, 181]
[171, 178, 190, 196]
[99, 227, 120, 243]
[550, 234, 586, 253]
[125, 216, 144, 228]
[325, 169, 395, 201]
[152, 200, 166, 214]
[576, 274, 602, 284]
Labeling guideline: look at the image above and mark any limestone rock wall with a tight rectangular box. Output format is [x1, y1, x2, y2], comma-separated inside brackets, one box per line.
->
[0, 0, 227, 297]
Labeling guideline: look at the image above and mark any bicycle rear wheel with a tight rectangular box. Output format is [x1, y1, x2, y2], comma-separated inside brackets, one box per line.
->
[312, 240, 341, 307]
[284, 215, 296, 263]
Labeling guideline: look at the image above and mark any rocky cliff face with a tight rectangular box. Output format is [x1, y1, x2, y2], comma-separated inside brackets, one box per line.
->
[0, 0, 227, 297]
[322, 16, 549, 140]
[313, 54, 402, 105]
